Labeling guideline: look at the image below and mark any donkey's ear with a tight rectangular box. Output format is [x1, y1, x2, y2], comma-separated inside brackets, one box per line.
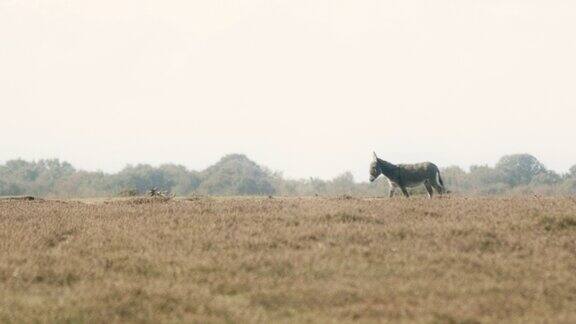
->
[372, 152, 378, 162]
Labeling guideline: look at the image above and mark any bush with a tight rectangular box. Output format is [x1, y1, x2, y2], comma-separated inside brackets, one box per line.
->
[117, 189, 140, 197]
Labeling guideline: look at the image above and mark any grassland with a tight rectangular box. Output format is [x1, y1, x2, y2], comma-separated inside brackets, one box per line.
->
[1, 196, 576, 323]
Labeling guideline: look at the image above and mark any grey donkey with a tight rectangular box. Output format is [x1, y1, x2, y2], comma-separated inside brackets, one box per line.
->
[369, 152, 447, 198]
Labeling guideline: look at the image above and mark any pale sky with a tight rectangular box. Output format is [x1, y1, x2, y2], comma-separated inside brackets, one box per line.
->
[1, 0, 575, 181]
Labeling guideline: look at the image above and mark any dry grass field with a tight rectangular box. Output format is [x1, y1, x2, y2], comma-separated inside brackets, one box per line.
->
[1, 196, 576, 323]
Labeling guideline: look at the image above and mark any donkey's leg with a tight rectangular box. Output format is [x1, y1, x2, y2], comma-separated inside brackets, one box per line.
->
[400, 186, 410, 197]
[424, 181, 434, 198]
[389, 186, 396, 198]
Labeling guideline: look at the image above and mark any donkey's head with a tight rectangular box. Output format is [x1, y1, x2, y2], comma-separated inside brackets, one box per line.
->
[369, 152, 382, 182]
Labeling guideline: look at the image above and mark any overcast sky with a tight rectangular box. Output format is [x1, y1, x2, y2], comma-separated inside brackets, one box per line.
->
[1, 0, 575, 181]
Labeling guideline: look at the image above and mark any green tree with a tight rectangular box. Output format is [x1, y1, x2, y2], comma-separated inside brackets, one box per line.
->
[441, 166, 468, 191]
[569, 165, 576, 178]
[32, 159, 76, 195]
[159, 164, 201, 195]
[0, 180, 24, 196]
[198, 154, 275, 195]
[1, 159, 40, 182]
[54, 171, 112, 197]
[495, 154, 546, 187]
[113, 164, 175, 193]
[327, 172, 355, 195]
[530, 170, 561, 186]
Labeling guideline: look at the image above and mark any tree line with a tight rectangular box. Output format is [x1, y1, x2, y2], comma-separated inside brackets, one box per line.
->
[0, 153, 575, 198]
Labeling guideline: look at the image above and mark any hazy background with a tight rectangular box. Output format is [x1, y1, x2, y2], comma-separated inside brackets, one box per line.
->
[1, 0, 575, 181]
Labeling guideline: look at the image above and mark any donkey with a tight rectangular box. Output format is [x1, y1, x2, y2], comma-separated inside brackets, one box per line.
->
[369, 152, 446, 198]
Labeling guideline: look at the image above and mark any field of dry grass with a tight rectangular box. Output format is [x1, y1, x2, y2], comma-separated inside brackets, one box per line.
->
[1, 196, 576, 323]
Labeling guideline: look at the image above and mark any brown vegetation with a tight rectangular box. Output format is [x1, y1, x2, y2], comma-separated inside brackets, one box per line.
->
[1, 197, 576, 322]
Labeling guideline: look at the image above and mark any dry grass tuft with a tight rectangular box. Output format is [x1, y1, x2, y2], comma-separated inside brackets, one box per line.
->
[540, 215, 576, 231]
[1, 196, 576, 323]
[104, 196, 173, 205]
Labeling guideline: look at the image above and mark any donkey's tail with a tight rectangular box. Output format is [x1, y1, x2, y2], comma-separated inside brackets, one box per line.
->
[436, 170, 449, 194]
[437, 171, 444, 187]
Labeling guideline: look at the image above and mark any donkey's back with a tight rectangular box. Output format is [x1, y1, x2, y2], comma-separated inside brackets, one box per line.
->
[396, 162, 440, 186]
